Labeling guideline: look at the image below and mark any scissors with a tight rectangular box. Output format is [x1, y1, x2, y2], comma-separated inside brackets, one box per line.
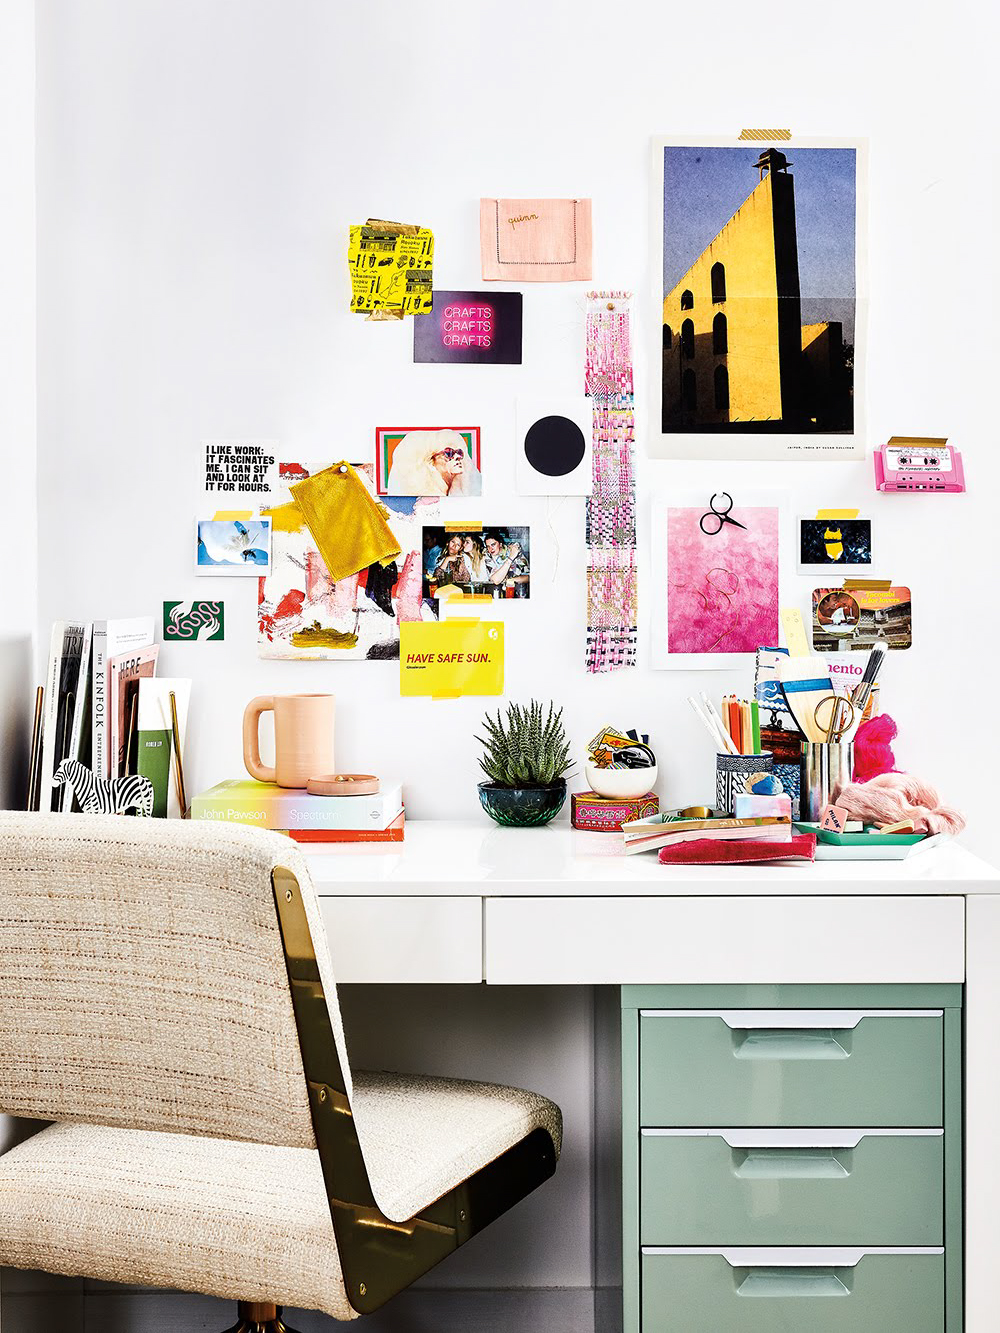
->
[813, 694, 857, 743]
[699, 492, 748, 536]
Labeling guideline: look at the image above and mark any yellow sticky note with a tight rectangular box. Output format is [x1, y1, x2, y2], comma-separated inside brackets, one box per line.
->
[399, 621, 504, 699]
[815, 508, 860, 519]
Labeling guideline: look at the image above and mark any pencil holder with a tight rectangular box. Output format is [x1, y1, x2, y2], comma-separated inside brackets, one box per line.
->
[715, 752, 773, 816]
[801, 741, 855, 822]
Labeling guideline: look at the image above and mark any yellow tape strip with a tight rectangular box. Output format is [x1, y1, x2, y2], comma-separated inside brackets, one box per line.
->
[444, 521, 482, 532]
[739, 128, 792, 140]
[843, 578, 892, 591]
[212, 510, 254, 521]
[815, 508, 860, 519]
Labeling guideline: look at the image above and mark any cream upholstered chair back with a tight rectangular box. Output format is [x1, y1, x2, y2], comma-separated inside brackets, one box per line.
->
[0, 812, 350, 1149]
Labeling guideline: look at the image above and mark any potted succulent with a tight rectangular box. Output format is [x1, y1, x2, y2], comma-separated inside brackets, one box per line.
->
[476, 700, 573, 827]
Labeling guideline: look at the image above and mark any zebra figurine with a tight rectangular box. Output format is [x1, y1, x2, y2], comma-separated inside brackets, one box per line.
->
[53, 760, 154, 817]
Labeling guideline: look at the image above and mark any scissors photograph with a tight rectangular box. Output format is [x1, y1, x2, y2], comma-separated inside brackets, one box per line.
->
[699, 492, 748, 535]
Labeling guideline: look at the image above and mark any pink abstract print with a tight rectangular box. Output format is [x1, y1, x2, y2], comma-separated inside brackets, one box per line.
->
[666, 505, 779, 654]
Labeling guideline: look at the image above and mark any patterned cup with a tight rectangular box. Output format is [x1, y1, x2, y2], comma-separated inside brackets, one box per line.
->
[715, 752, 774, 816]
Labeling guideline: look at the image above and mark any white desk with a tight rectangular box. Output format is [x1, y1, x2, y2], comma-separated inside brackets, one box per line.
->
[306, 822, 1000, 1332]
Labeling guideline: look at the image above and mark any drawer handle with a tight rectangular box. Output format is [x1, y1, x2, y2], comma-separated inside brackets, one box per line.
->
[733, 1147, 852, 1179]
[733, 1028, 850, 1060]
[737, 1267, 850, 1298]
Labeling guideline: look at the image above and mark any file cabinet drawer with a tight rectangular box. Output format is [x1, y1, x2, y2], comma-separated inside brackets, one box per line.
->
[640, 1130, 943, 1246]
[641, 1249, 944, 1333]
[639, 1010, 942, 1127]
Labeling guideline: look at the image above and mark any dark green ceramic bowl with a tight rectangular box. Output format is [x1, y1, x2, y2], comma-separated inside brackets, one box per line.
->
[477, 780, 567, 828]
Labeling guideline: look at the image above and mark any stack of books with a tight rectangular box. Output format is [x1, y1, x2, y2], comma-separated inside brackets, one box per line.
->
[29, 616, 160, 811]
[191, 779, 404, 843]
[622, 812, 792, 857]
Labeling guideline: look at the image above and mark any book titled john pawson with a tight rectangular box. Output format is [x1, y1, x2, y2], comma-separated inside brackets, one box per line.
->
[190, 779, 403, 831]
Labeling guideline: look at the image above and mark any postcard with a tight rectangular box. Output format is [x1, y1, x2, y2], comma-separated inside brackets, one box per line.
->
[422, 525, 530, 601]
[413, 290, 523, 365]
[376, 427, 482, 497]
[812, 586, 912, 651]
[399, 621, 504, 699]
[799, 517, 872, 569]
[196, 519, 272, 574]
[650, 136, 867, 461]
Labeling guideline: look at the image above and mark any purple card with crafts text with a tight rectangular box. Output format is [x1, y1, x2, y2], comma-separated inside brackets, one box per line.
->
[413, 290, 523, 365]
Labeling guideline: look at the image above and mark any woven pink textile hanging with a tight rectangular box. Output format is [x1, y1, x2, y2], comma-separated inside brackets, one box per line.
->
[584, 292, 636, 672]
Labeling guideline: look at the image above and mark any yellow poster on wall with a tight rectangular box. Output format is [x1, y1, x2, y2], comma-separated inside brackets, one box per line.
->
[348, 220, 434, 318]
[399, 621, 504, 699]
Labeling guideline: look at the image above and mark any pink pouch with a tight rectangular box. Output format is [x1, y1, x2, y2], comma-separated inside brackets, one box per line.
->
[480, 198, 592, 281]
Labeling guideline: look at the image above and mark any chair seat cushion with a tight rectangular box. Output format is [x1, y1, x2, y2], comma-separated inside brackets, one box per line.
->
[0, 1071, 561, 1319]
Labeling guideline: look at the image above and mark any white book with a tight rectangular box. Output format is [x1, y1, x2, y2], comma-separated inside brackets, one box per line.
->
[92, 617, 155, 779]
[39, 622, 65, 812]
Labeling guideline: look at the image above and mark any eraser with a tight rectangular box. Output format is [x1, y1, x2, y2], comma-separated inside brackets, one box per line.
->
[735, 793, 792, 820]
[878, 819, 915, 834]
[821, 803, 849, 832]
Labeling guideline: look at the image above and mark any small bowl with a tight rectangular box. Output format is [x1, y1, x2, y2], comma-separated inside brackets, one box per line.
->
[585, 763, 658, 800]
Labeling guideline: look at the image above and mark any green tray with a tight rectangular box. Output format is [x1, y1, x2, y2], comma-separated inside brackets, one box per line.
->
[794, 821, 926, 847]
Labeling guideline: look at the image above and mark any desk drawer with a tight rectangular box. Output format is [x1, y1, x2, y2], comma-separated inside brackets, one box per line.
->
[641, 1249, 944, 1333]
[639, 1011, 942, 1127]
[319, 896, 482, 983]
[640, 1130, 943, 1246]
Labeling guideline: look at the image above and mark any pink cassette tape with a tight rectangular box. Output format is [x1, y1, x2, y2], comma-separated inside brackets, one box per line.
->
[874, 438, 965, 493]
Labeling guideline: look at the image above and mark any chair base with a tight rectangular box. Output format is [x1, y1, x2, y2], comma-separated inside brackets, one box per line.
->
[221, 1302, 301, 1333]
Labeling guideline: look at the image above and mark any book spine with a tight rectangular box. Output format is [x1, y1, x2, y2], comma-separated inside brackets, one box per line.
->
[38, 622, 64, 812]
[285, 822, 405, 844]
[190, 795, 404, 830]
[62, 623, 93, 811]
[91, 621, 108, 779]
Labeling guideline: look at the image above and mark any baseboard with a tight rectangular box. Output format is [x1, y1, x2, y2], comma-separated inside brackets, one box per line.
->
[1, 1286, 596, 1333]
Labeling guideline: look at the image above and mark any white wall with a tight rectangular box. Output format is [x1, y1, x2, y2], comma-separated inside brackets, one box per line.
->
[34, 0, 1000, 853]
[0, 0, 36, 814]
[28, 0, 999, 1320]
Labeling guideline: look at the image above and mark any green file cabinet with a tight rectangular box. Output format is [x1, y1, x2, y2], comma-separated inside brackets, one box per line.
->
[622, 985, 963, 1333]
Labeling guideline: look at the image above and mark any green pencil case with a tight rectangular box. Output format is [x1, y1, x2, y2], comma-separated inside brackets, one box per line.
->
[794, 821, 926, 847]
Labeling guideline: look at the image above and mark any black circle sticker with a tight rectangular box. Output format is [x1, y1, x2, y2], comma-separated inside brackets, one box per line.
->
[523, 415, 586, 477]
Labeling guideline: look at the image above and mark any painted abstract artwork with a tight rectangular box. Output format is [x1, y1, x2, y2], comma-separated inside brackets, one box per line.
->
[651, 490, 787, 669]
[257, 462, 439, 661]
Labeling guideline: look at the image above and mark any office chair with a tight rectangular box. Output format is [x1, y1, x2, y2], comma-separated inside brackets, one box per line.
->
[0, 814, 560, 1331]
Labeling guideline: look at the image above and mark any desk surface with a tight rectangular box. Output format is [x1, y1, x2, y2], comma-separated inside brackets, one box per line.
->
[303, 821, 1000, 897]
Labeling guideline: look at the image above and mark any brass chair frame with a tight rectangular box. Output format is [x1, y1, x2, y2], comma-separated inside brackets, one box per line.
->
[271, 866, 558, 1316]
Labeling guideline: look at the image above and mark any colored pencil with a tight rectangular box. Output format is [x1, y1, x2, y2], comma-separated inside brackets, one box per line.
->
[751, 700, 761, 755]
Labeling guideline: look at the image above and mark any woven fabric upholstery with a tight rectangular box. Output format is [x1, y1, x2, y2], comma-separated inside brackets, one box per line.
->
[353, 1069, 563, 1222]
[0, 1122, 353, 1320]
[0, 812, 349, 1146]
[0, 1072, 562, 1319]
[0, 813, 563, 1317]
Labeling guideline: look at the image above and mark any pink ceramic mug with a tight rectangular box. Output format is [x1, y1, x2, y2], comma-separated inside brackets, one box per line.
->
[242, 693, 335, 788]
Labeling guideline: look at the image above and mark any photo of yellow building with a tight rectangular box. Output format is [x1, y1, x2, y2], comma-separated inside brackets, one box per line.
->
[660, 145, 856, 435]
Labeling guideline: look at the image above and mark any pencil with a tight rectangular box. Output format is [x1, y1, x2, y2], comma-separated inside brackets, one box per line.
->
[728, 697, 742, 753]
[169, 690, 188, 819]
[751, 700, 761, 755]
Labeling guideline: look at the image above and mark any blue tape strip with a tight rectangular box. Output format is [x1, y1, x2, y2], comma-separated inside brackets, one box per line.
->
[781, 678, 831, 693]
